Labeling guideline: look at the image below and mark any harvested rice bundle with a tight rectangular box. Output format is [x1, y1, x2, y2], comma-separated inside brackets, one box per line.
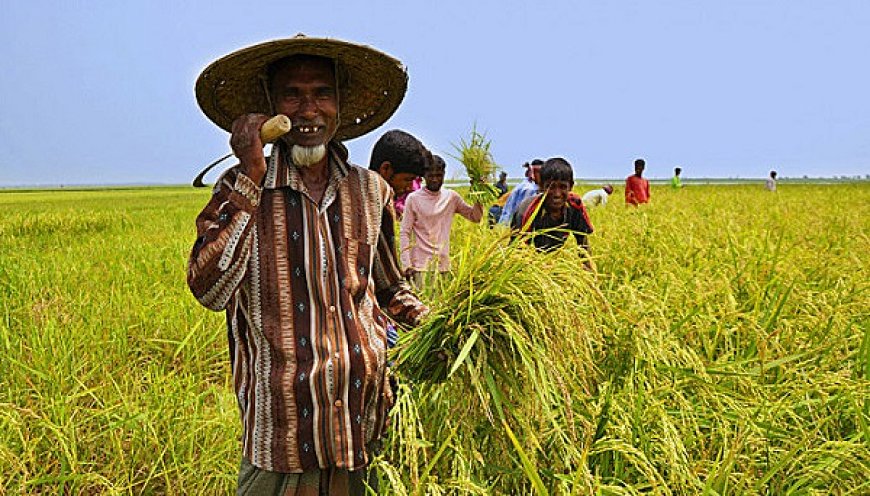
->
[452, 127, 502, 205]
[391, 227, 601, 492]
[393, 229, 597, 405]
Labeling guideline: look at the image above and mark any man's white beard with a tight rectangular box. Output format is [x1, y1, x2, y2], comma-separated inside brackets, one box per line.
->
[291, 144, 327, 167]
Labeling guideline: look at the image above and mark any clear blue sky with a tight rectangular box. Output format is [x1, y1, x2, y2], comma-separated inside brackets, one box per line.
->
[1, 0, 868, 186]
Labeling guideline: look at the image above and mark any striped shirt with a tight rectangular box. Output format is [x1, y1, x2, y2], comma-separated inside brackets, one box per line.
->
[187, 142, 426, 473]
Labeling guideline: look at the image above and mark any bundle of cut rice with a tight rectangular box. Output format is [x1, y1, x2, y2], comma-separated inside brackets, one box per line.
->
[393, 229, 598, 408]
[391, 227, 602, 493]
[452, 127, 501, 205]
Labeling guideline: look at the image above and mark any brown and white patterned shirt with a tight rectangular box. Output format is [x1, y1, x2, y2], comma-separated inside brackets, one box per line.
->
[187, 142, 426, 473]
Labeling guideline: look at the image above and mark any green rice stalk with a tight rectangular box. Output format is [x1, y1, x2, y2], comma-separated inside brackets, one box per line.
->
[451, 126, 501, 205]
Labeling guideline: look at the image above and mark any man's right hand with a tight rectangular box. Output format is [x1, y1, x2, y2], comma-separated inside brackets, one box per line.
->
[230, 113, 271, 185]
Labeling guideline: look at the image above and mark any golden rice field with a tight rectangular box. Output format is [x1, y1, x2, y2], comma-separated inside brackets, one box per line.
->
[1, 182, 868, 495]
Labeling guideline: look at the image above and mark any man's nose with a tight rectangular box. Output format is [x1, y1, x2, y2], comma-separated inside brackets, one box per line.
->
[298, 95, 318, 118]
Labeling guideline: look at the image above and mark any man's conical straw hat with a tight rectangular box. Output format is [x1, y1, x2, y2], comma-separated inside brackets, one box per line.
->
[195, 34, 408, 141]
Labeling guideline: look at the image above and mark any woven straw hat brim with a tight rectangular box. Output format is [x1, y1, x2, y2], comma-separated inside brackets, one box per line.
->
[195, 36, 408, 141]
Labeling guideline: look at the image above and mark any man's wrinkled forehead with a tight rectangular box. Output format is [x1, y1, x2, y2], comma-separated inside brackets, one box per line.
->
[267, 55, 338, 88]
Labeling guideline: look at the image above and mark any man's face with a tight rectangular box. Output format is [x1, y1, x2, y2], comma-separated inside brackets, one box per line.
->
[270, 58, 339, 148]
[635, 163, 645, 176]
[390, 172, 418, 197]
[376, 162, 418, 197]
[542, 179, 573, 213]
[424, 166, 445, 192]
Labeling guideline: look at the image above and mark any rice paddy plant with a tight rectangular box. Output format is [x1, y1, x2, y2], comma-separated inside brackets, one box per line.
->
[391, 221, 601, 492]
[380, 183, 869, 494]
[1, 182, 868, 494]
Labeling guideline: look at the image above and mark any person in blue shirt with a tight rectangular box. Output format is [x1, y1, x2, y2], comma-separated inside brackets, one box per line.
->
[498, 159, 542, 224]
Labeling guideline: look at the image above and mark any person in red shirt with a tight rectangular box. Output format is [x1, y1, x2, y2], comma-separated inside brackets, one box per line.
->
[625, 158, 651, 205]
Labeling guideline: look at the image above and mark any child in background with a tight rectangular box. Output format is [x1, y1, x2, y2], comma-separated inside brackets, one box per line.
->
[400, 155, 483, 287]
[511, 157, 594, 266]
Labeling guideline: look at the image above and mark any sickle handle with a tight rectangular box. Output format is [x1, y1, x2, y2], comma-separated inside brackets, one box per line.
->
[192, 115, 293, 187]
[260, 115, 292, 143]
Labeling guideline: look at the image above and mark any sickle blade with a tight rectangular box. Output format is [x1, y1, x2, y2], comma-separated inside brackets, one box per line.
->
[192, 153, 233, 187]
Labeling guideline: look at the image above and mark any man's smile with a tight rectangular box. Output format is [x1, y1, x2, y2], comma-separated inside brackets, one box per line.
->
[294, 125, 323, 134]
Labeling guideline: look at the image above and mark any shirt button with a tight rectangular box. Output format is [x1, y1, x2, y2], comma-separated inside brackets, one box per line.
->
[334, 400, 343, 408]
[333, 352, 340, 359]
[329, 305, 336, 313]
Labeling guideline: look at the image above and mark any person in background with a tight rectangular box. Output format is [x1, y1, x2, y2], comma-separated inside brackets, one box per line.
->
[498, 159, 543, 224]
[494, 171, 509, 196]
[487, 171, 511, 225]
[510, 157, 594, 267]
[369, 130, 430, 348]
[672, 167, 683, 189]
[187, 35, 427, 495]
[581, 184, 614, 207]
[625, 158, 651, 205]
[369, 129, 429, 199]
[766, 170, 778, 191]
[400, 154, 483, 288]
[394, 176, 422, 218]
[488, 190, 510, 226]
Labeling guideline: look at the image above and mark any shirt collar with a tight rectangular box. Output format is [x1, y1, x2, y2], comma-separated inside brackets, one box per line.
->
[420, 187, 440, 196]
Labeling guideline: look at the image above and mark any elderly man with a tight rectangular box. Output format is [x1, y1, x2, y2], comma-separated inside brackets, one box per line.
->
[188, 35, 427, 495]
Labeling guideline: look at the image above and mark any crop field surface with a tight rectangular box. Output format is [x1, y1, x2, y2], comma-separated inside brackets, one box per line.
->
[1, 183, 868, 495]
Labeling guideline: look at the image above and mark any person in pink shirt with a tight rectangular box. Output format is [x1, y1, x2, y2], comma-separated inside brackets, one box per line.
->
[400, 155, 483, 287]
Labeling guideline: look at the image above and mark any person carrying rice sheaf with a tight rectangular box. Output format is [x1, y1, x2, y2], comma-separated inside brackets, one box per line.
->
[187, 34, 427, 495]
[399, 154, 484, 289]
[510, 157, 594, 267]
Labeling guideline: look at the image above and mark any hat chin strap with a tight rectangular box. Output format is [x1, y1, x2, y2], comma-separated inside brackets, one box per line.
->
[259, 74, 275, 114]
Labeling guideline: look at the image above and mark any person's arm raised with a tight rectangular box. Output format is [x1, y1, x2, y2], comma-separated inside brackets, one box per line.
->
[186, 114, 270, 310]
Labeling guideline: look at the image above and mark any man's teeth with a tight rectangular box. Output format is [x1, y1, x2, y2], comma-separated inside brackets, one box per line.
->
[296, 126, 321, 134]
